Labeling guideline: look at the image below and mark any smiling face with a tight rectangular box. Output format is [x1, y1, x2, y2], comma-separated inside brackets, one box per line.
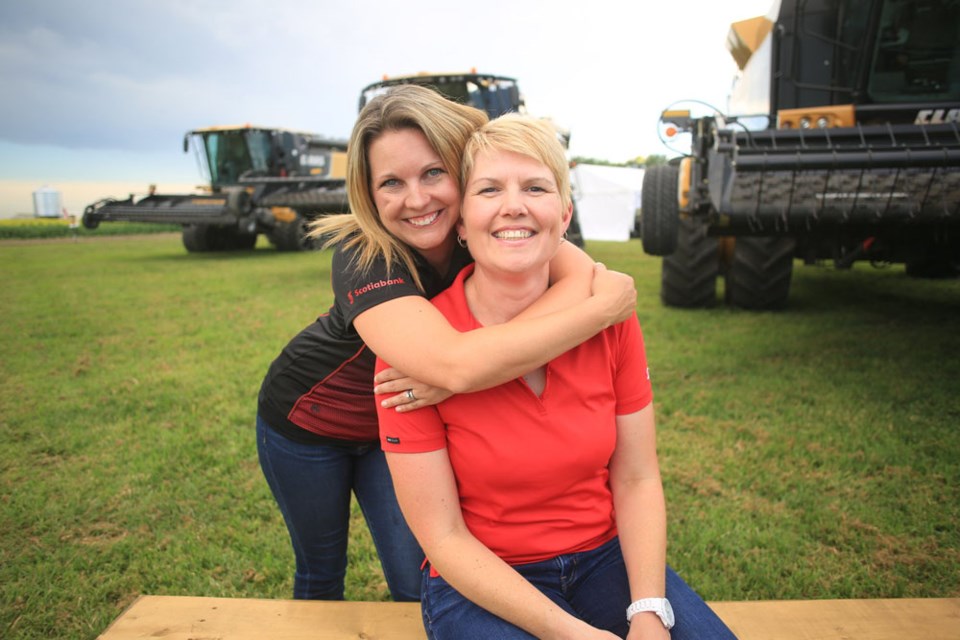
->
[369, 127, 460, 270]
[459, 148, 572, 277]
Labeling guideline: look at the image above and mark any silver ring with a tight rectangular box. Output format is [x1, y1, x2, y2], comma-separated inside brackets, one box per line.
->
[405, 389, 416, 401]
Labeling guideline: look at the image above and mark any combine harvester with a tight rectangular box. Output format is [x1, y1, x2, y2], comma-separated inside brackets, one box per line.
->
[640, 0, 960, 309]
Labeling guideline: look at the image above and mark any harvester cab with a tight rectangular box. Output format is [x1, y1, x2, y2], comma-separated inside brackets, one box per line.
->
[359, 71, 526, 121]
[642, 0, 960, 309]
[183, 126, 347, 188]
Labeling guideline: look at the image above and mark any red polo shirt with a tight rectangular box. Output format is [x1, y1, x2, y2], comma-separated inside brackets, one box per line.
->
[377, 264, 653, 565]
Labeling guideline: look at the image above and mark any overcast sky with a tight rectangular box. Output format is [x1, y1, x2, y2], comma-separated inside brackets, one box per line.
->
[0, 0, 775, 215]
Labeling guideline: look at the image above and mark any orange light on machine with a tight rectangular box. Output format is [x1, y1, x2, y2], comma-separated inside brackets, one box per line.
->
[777, 105, 855, 129]
[660, 109, 692, 136]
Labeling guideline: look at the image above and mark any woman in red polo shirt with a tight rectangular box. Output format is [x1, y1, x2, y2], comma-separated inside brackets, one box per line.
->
[378, 114, 737, 639]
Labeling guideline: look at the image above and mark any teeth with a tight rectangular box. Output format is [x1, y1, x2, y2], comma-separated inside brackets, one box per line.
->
[408, 212, 439, 227]
[493, 229, 533, 240]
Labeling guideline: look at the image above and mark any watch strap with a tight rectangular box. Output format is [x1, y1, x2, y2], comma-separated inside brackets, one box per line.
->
[626, 597, 674, 629]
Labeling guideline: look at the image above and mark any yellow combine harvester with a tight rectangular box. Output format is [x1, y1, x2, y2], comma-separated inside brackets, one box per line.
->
[641, 0, 960, 309]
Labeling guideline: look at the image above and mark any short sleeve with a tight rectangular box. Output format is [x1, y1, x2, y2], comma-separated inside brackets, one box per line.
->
[331, 244, 423, 329]
[613, 314, 654, 415]
[375, 356, 448, 453]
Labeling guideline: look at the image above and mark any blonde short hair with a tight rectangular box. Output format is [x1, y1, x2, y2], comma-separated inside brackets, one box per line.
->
[311, 85, 487, 291]
[460, 113, 572, 214]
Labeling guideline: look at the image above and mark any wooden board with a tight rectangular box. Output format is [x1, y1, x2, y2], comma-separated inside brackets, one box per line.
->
[709, 598, 960, 640]
[98, 595, 960, 640]
[97, 597, 425, 640]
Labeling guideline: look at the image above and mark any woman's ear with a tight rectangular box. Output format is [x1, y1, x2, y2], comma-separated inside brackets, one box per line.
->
[560, 202, 573, 234]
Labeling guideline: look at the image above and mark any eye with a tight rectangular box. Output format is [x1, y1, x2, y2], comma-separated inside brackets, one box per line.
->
[423, 167, 446, 182]
[379, 178, 400, 189]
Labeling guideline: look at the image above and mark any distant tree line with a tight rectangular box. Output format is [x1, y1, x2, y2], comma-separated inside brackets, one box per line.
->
[571, 154, 668, 168]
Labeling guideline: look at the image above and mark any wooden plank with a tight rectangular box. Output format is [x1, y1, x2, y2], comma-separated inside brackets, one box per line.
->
[98, 595, 960, 640]
[97, 596, 426, 640]
[710, 599, 960, 640]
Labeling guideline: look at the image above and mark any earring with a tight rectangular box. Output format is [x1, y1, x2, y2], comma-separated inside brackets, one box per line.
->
[456, 235, 467, 248]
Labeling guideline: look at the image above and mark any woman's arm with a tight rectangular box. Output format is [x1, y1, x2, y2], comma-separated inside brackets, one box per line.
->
[609, 404, 670, 640]
[361, 262, 636, 394]
[386, 449, 616, 640]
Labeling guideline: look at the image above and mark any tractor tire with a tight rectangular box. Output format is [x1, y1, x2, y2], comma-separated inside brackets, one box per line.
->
[182, 225, 256, 252]
[226, 230, 258, 251]
[640, 165, 680, 257]
[81, 207, 101, 230]
[725, 236, 796, 310]
[268, 213, 315, 252]
[182, 224, 213, 252]
[661, 217, 719, 308]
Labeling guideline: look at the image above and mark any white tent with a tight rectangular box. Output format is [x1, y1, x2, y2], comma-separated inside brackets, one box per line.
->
[571, 164, 644, 242]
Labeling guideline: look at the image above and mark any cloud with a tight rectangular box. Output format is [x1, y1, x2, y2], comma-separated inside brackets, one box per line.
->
[0, 0, 776, 215]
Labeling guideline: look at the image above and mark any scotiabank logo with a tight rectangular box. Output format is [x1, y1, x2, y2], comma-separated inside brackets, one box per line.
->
[347, 277, 406, 304]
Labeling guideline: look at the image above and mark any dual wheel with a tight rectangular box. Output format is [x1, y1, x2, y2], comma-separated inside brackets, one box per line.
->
[182, 212, 321, 253]
[267, 212, 319, 252]
[641, 165, 795, 310]
[182, 224, 257, 252]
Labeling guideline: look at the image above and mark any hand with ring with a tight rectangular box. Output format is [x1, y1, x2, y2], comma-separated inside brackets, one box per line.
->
[374, 367, 453, 412]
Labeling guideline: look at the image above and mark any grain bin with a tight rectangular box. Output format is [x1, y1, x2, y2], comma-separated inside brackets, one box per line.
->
[33, 186, 62, 218]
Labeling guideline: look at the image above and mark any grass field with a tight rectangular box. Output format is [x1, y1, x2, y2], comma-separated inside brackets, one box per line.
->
[0, 218, 180, 239]
[2, 233, 958, 639]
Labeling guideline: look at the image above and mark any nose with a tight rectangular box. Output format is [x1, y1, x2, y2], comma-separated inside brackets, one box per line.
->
[500, 188, 526, 216]
[405, 183, 430, 210]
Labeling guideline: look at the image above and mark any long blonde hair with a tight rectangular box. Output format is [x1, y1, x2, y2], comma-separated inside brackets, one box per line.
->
[310, 85, 488, 291]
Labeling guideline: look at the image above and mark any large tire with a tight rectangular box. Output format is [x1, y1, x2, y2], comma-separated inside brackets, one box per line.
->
[225, 230, 258, 251]
[661, 217, 719, 308]
[641, 165, 680, 256]
[725, 237, 796, 310]
[268, 213, 315, 252]
[182, 225, 256, 252]
[81, 205, 101, 230]
[182, 224, 213, 252]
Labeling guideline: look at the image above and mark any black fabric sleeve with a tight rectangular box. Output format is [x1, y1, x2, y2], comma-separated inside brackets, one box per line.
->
[331, 244, 424, 330]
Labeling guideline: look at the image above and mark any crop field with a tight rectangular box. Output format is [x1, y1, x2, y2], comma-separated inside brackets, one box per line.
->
[2, 232, 958, 639]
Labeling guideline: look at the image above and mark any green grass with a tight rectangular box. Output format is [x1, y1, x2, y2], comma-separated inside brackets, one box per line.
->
[2, 235, 958, 639]
[0, 218, 180, 239]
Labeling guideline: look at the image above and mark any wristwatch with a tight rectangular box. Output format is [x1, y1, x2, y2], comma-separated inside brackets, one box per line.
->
[626, 597, 675, 629]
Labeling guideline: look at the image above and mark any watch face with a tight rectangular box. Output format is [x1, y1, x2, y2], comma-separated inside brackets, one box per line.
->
[662, 599, 675, 626]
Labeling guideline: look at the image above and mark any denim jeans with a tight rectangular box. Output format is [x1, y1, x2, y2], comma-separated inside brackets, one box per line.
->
[256, 414, 423, 600]
[420, 536, 737, 639]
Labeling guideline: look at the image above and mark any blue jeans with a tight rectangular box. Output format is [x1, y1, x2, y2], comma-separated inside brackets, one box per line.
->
[420, 537, 737, 639]
[256, 415, 423, 600]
